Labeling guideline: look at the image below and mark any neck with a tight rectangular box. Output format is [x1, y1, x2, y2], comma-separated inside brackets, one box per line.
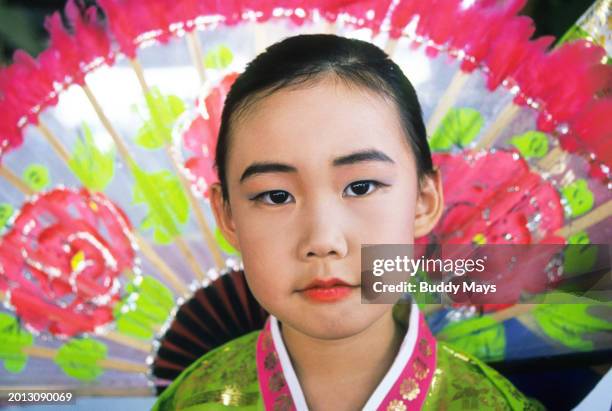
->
[280, 308, 406, 410]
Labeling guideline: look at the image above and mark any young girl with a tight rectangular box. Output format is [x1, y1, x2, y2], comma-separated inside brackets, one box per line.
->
[153, 34, 542, 411]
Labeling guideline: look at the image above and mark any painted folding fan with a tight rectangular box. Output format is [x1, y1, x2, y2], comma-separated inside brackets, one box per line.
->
[0, 0, 609, 402]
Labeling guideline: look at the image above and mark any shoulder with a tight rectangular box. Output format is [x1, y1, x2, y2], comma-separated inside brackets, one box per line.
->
[152, 330, 262, 411]
[423, 341, 545, 411]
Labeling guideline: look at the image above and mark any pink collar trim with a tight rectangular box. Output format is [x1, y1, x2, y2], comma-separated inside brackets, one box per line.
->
[256, 302, 437, 411]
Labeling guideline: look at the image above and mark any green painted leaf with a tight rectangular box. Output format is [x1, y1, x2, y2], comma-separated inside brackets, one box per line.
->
[23, 164, 50, 191]
[558, 25, 595, 47]
[68, 123, 115, 191]
[54, 338, 107, 381]
[561, 179, 594, 217]
[115, 275, 175, 340]
[533, 296, 612, 351]
[166, 95, 185, 115]
[135, 88, 185, 149]
[0, 203, 14, 229]
[133, 276, 175, 312]
[215, 227, 238, 255]
[0, 313, 33, 373]
[429, 108, 483, 151]
[115, 315, 153, 340]
[564, 232, 597, 274]
[509, 131, 549, 158]
[437, 315, 505, 362]
[135, 127, 160, 149]
[567, 231, 590, 245]
[132, 166, 189, 244]
[3, 357, 28, 374]
[204, 45, 234, 69]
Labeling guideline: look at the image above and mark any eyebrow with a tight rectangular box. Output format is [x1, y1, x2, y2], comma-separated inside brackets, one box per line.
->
[239, 149, 395, 183]
[239, 163, 297, 183]
[332, 149, 395, 166]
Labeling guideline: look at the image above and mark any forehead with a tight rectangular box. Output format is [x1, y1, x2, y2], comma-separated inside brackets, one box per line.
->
[226, 77, 415, 177]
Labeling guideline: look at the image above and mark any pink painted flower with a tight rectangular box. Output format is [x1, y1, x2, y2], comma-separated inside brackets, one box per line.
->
[415, 150, 566, 307]
[0, 188, 135, 337]
[181, 73, 239, 197]
[421, 150, 564, 245]
[568, 98, 612, 167]
[535, 40, 610, 132]
[44, 1, 113, 86]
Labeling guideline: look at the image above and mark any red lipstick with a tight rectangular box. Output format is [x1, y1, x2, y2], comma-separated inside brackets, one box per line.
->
[300, 278, 356, 302]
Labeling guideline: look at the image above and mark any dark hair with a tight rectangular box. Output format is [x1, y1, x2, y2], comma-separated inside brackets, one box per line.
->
[215, 34, 434, 202]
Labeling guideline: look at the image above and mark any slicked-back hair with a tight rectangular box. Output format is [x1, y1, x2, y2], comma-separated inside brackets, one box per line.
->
[215, 34, 434, 202]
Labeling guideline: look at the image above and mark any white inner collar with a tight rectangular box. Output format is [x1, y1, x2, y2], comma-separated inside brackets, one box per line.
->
[269, 301, 420, 410]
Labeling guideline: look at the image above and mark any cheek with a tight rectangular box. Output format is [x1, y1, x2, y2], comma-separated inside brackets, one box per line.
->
[234, 211, 291, 268]
[243, 269, 281, 313]
[239, 249, 297, 326]
[236, 225, 291, 309]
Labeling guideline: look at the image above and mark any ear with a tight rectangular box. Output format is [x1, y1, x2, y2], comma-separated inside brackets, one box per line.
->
[414, 168, 444, 238]
[210, 183, 241, 252]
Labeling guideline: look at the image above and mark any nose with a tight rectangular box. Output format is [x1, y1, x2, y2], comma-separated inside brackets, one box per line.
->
[297, 197, 349, 261]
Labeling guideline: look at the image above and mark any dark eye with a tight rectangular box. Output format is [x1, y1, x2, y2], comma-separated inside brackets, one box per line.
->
[253, 190, 293, 205]
[344, 181, 384, 197]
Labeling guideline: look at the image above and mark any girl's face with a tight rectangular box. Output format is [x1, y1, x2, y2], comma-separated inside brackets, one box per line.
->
[211, 76, 442, 340]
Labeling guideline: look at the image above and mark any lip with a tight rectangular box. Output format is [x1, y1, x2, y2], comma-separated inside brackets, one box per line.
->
[299, 278, 358, 303]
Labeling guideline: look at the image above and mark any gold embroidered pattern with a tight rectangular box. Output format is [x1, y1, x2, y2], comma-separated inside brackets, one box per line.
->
[450, 383, 490, 409]
[219, 385, 242, 406]
[273, 393, 293, 411]
[412, 357, 429, 380]
[261, 331, 273, 350]
[258, 323, 296, 411]
[183, 389, 260, 407]
[387, 399, 407, 411]
[440, 343, 470, 362]
[268, 371, 286, 392]
[264, 351, 278, 370]
[400, 377, 421, 401]
[418, 337, 432, 357]
[170, 331, 260, 410]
